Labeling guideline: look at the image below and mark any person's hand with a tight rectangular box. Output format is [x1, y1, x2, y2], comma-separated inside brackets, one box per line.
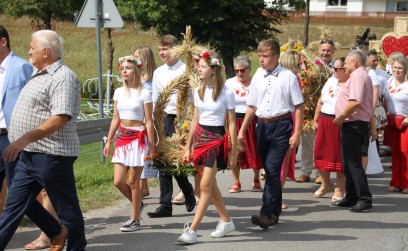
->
[370, 127, 378, 141]
[333, 116, 344, 127]
[403, 117, 408, 127]
[237, 131, 244, 142]
[289, 133, 301, 149]
[312, 121, 318, 131]
[183, 150, 192, 164]
[3, 138, 29, 162]
[103, 142, 111, 157]
[148, 146, 156, 160]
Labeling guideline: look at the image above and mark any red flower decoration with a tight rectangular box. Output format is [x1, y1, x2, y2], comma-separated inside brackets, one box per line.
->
[235, 90, 239, 94]
[117, 63, 121, 68]
[202, 51, 211, 60]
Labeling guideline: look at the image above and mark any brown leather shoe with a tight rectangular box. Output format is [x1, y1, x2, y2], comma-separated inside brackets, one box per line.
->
[50, 225, 68, 251]
[251, 214, 279, 229]
[296, 175, 310, 183]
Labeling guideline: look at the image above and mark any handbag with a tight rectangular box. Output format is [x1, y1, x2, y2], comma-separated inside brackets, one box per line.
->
[374, 105, 388, 128]
[387, 114, 406, 130]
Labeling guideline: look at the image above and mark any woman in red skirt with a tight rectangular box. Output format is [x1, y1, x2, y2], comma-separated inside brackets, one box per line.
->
[225, 56, 263, 193]
[384, 56, 408, 193]
[313, 57, 348, 204]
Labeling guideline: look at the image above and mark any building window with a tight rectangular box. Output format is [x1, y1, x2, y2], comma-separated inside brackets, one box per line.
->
[387, 1, 408, 11]
[328, 0, 347, 6]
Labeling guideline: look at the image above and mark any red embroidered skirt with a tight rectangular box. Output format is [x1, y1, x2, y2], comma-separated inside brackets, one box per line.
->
[236, 115, 263, 169]
[314, 113, 343, 172]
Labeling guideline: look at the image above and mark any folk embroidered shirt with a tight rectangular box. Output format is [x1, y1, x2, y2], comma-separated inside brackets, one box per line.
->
[384, 79, 408, 116]
[9, 60, 81, 156]
[225, 76, 250, 114]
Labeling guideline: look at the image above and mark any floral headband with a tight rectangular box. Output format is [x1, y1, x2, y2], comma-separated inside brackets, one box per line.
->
[196, 51, 223, 68]
[118, 55, 143, 69]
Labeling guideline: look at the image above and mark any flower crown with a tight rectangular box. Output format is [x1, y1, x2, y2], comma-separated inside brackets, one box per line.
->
[197, 51, 223, 68]
[118, 55, 143, 69]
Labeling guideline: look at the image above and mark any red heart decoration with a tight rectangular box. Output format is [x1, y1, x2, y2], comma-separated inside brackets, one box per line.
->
[382, 34, 408, 57]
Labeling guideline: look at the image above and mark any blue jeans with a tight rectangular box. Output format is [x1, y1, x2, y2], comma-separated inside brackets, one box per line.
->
[0, 151, 86, 250]
[256, 118, 292, 217]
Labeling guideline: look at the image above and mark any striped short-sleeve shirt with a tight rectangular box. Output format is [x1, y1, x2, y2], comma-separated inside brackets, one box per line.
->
[9, 60, 80, 156]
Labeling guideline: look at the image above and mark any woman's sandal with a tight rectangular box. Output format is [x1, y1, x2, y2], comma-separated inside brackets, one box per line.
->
[402, 188, 408, 194]
[143, 189, 150, 198]
[24, 237, 51, 250]
[282, 201, 288, 209]
[387, 186, 400, 192]
[171, 191, 185, 204]
[252, 179, 263, 192]
[229, 181, 241, 193]
[259, 173, 266, 181]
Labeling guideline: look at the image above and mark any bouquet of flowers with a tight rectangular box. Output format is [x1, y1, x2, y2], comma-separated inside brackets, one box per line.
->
[281, 38, 332, 134]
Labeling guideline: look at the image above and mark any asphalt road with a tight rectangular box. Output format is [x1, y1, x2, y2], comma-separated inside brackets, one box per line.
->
[5, 149, 408, 251]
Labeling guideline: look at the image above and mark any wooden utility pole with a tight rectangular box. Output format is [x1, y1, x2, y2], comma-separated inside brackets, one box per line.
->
[303, 0, 311, 46]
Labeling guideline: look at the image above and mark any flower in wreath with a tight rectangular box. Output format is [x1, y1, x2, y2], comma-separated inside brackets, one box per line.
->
[199, 51, 223, 68]
[281, 38, 303, 53]
[118, 55, 143, 69]
[298, 50, 331, 133]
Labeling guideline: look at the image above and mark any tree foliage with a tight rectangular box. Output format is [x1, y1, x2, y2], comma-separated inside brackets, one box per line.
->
[134, 0, 290, 77]
[1, 0, 83, 29]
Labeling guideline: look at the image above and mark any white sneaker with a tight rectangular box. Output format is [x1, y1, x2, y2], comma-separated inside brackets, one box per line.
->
[177, 223, 197, 244]
[210, 219, 235, 238]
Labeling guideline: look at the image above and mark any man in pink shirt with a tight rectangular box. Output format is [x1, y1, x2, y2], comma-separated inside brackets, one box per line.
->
[334, 51, 375, 212]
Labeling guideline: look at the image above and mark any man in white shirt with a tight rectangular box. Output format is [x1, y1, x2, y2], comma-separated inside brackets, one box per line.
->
[238, 39, 304, 229]
[147, 35, 196, 218]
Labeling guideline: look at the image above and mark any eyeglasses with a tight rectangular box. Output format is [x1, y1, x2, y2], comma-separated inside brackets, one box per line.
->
[320, 39, 334, 45]
[333, 67, 345, 72]
[234, 68, 246, 74]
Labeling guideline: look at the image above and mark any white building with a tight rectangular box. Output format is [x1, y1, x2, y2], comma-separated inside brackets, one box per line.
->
[309, 0, 408, 12]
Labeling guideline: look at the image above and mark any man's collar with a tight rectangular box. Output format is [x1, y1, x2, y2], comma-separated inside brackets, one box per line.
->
[264, 64, 282, 78]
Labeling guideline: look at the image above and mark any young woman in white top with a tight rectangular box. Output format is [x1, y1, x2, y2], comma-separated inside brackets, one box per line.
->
[177, 51, 237, 244]
[103, 55, 155, 232]
[134, 46, 157, 198]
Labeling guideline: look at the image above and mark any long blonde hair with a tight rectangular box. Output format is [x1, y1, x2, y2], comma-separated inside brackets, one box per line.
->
[198, 51, 224, 101]
[135, 46, 157, 82]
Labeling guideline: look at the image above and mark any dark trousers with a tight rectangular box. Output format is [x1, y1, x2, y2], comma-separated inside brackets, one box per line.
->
[341, 121, 372, 203]
[256, 118, 292, 217]
[0, 135, 16, 190]
[0, 151, 86, 251]
[159, 114, 194, 208]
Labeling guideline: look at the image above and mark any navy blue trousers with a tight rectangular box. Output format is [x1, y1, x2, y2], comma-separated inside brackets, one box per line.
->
[0, 151, 86, 250]
[341, 121, 372, 203]
[0, 135, 16, 190]
[256, 118, 292, 217]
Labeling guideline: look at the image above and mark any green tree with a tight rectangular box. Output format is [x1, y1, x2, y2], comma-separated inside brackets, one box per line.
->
[2, 0, 83, 30]
[134, 0, 290, 77]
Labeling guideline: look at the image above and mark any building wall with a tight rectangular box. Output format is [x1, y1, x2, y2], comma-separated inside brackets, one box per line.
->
[310, 0, 407, 12]
[363, 0, 387, 12]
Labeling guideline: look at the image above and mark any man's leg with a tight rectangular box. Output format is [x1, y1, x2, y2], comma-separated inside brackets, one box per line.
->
[258, 120, 292, 217]
[32, 153, 86, 251]
[0, 154, 59, 250]
[159, 171, 174, 209]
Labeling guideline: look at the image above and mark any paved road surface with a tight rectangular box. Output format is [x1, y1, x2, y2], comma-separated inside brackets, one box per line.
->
[5, 153, 408, 251]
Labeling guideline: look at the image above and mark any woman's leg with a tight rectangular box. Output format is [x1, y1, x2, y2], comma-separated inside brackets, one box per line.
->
[190, 165, 217, 231]
[194, 174, 201, 198]
[334, 172, 346, 198]
[113, 163, 131, 202]
[211, 178, 230, 223]
[229, 166, 241, 192]
[140, 178, 149, 197]
[281, 148, 292, 188]
[128, 167, 143, 221]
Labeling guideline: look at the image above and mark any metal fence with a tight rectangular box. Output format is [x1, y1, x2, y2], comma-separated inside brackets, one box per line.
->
[77, 118, 111, 144]
[290, 11, 408, 26]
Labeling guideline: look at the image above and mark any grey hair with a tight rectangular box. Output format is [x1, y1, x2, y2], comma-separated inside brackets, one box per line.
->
[32, 30, 63, 59]
[389, 52, 405, 63]
[347, 50, 365, 66]
[234, 56, 251, 69]
[392, 56, 408, 81]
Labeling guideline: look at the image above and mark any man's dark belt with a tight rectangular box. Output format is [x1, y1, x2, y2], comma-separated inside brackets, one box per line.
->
[321, 112, 335, 118]
[0, 128, 8, 136]
[258, 112, 292, 123]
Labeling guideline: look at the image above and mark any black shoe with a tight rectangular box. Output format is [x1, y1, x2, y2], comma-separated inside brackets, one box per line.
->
[146, 206, 172, 218]
[334, 199, 357, 207]
[185, 190, 196, 212]
[350, 201, 372, 212]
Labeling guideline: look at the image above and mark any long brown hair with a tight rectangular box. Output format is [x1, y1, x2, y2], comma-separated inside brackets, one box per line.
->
[135, 46, 157, 82]
[198, 51, 224, 101]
